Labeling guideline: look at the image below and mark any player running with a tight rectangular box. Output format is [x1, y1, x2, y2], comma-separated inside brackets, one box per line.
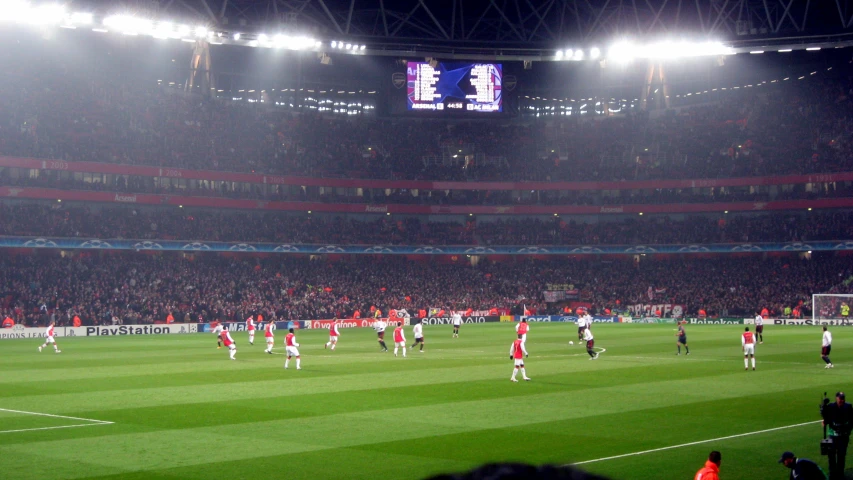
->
[374, 318, 388, 352]
[284, 328, 301, 370]
[452, 311, 462, 338]
[264, 319, 276, 353]
[38, 322, 60, 354]
[742, 326, 756, 371]
[212, 320, 224, 348]
[577, 314, 587, 344]
[583, 327, 598, 359]
[220, 326, 237, 360]
[245, 315, 256, 345]
[393, 325, 407, 357]
[325, 319, 340, 351]
[411, 321, 425, 353]
[676, 321, 690, 355]
[509, 335, 531, 382]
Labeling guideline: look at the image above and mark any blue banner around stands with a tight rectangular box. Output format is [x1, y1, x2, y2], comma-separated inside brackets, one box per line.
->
[0, 236, 848, 255]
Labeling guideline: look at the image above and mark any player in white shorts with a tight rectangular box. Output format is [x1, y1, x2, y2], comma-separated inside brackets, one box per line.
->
[742, 326, 756, 371]
[245, 315, 256, 345]
[38, 322, 60, 353]
[284, 328, 301, 370]
[325, 319, 340, 351]
[393, 325, 407, 357]
[264, 320, 276, 353]
[220, 327, 237, 360]
[452, 312, 462, 338]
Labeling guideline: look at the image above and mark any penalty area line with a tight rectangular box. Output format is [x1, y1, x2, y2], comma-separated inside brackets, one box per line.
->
[0, 423, 112, 434]
[569, 420, 820, 466]
[0, 407, 113, 425]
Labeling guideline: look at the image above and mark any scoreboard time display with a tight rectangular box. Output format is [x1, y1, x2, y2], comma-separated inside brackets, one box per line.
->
[406, 62, 502, 113]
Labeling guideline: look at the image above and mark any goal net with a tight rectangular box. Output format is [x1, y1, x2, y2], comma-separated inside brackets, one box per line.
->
[812, 294, 853, 321]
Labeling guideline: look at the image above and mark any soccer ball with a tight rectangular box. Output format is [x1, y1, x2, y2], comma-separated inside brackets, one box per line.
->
[569, 341, 574, 345]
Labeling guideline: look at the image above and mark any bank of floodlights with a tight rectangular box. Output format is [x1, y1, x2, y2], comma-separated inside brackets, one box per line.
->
[330, 40, 367, 54]
[0, 1, 323, 51]
[607, 41, 735, 62]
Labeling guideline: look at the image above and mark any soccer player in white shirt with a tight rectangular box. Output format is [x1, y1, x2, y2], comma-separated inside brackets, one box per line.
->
[211, 321, 224, 349]
[452, 312, 462, 338]
[583, 327, 598, 359]
[245, 315, 256, 345]
[754, 313, 764, 344]
[325, 319, 340, 351]
[38, 322, 60, 353]
[374, 319, 388, 352]
[576, 315, 587, 344]
[742, 326, 756, 371]
[264, 320, 276, 353]
[822, 326, 834, 368]
[411, 321, 425, 353]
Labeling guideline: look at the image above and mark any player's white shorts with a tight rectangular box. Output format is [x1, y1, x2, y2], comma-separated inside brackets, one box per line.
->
[286, 346, 300, 357]
[513, 358, 524, 366]
[519, 334, 527, 342]
[395, 341, 406, 347]
[329, 335, 338, 342]
[743, 344, 755, 355]
[265, 336, 274, 343]
[45, 336, 55, 343]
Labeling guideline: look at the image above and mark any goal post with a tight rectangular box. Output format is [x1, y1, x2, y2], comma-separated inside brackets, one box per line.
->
[812, 294, 853, 321]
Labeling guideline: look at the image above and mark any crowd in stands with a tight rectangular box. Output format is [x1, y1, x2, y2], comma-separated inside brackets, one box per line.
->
[2, 203, 853, 246]
[0, 253, 849, 326]
[4, 168, 853, 207]
[1, 55, 852, 185]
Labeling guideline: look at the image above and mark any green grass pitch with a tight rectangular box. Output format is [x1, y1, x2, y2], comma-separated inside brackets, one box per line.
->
[0, 323, 847, 480]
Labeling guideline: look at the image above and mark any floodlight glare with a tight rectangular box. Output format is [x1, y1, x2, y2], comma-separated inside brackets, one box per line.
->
[70, 12, 93, 25]
[360, 45, 366, 50]
[331, 40, 337, 48]
[233, 32, 241, 40]
[555, 50, 563, 59]
[258, 33, 268, 43]
[345, 43, 352, 50]
[194, 26, 207, 37]
[573, 49, 584, 60]
[608, 40, 734, 61]
[590, 47, 600, 59]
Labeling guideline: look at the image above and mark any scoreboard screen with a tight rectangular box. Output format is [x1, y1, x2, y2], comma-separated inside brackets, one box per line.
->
[407, 62, 502, 113]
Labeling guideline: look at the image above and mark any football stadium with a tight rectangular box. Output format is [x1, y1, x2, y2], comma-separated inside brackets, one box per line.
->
[2, 1, 853, 479]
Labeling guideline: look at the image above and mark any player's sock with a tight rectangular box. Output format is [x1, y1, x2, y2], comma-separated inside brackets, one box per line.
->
[229, 349, 235, 359]
[296, 358, 301, 369]
[218, 341, 222, 347]
[588, 349, 595, 358]
[402, 347, 406, 357]
[677, 345, 681, 354]
[685, 346, 689, 354]
[823, 356, 831, 364]
[53, 345, 58, 351]
[394, 346, 398, 356]
[521, 368, 527, 378]
[420, 344, 424, 351]
[751, 358, 756, 368]
[744, 358, 749, 369]
[285, 359, 289, 368]
[511, 368, 517, 380]
[331, 343, 335, 350]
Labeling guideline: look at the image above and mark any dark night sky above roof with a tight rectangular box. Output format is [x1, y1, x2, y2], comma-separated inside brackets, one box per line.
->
[74, 0, 853, 47]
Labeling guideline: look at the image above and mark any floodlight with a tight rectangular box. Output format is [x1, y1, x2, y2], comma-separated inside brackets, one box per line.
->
[806, 47, 821, 51]
[590, 47, 600, 59]
[258, 33, 268, 43]
[331, 40, 337, 48]
[345, 43, 352, 49]
[194, 26, 207, 37]
[233, 32, 241, 40]
[749, 50, 764, 54]
[573, 49, 584, 60]
[555, 50, 563, 59]
[778, 49, 792, 52]
[360, 45, 366, 50]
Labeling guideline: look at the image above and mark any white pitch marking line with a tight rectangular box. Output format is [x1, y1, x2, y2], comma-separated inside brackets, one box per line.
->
[0, 423, 112, 434]
[0, 408, 113, 425]
[570, 420, 821, 466]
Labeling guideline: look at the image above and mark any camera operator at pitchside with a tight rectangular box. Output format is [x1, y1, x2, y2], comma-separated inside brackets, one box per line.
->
[821, 392, 853, 480]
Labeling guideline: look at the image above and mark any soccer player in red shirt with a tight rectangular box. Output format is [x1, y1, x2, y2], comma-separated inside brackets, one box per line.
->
[742, 326, 756, 371]
[325, 319, 340, 351]
[393, 325, 406, 357]
[245, 315, 256, 345]
[284, 328, 301, 370]
[509, 335, 530, 382]
[38, 322, 60, 354]
[264, 320, 276, 354]
[220, 327, 237, 360]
